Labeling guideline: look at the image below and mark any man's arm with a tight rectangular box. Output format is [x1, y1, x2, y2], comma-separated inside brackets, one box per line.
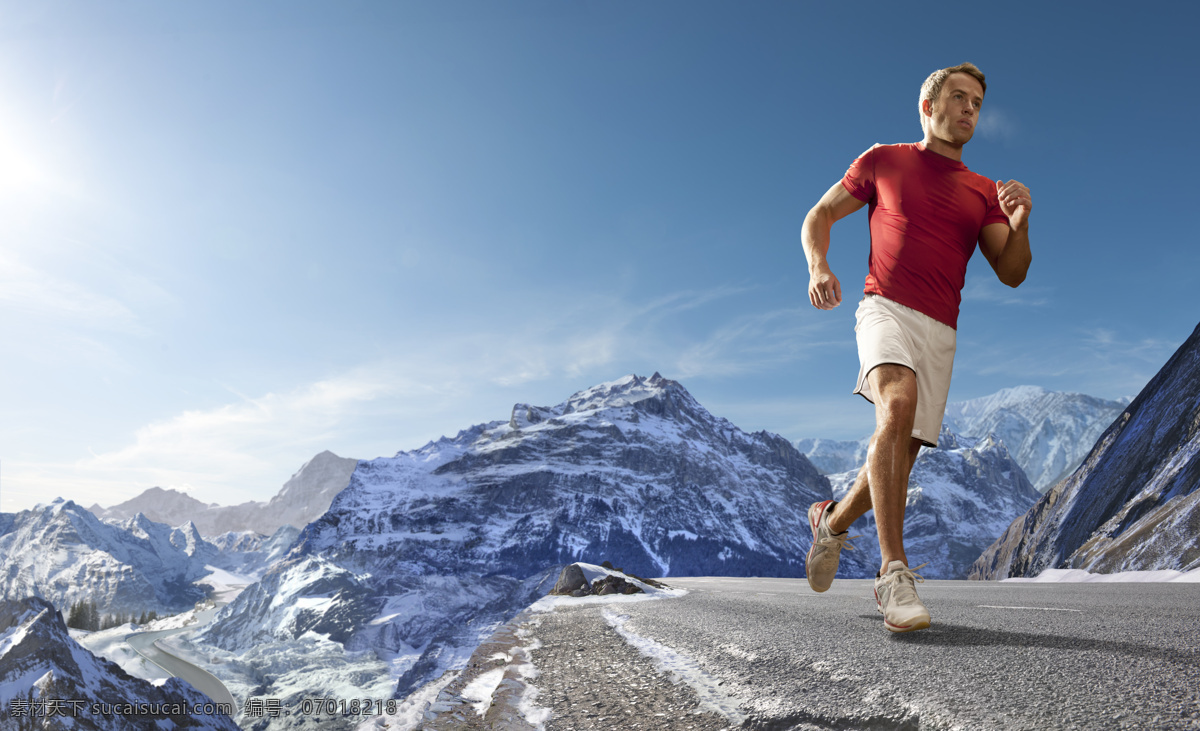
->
[979, 178, 1033, 287]
[803, 181, 867, 309]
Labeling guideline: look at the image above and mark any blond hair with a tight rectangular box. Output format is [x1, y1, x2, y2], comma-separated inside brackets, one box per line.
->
[919, 62, 987, 131]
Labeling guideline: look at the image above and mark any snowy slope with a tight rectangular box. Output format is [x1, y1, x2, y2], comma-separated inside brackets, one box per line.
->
[972, 323, 1200, 579]
[944, 386, 1128, 492]
[206, 524, 302, 579]
[90, 450, 359, 536]
[0, 597, 238, 730]
[827, 427, 1041, 579]
[0, 500, 216, 614]
[797, 387, 1126, 493]
[193, 373, 838, 726]
[792, 436, 871, 476]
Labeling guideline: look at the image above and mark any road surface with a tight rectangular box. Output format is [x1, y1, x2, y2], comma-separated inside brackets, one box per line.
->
[125, 606, 238, 714]
[430, 576, 1200, 730]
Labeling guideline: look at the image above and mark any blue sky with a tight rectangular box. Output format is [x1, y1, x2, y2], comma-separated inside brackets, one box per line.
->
[2, 1, 1197, 512]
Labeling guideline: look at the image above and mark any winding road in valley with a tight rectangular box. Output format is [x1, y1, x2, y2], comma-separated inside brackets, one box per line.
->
[125, 606, 238, 714]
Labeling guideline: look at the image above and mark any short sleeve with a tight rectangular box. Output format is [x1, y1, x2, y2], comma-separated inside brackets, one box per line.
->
[982, 182, 1009, 227]
[841, 145, 879, 203]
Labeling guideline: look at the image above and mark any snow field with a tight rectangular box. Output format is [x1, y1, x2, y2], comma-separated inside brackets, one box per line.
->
[71, 624, 173, 683]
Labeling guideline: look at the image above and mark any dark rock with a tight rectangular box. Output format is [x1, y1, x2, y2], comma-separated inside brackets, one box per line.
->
[590, 574, 642, 597]
[551, 563, 589, 595]
[971, 322, 1200, 578]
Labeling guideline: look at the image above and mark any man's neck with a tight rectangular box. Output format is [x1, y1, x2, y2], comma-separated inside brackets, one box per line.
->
[920, 134, 964, 162]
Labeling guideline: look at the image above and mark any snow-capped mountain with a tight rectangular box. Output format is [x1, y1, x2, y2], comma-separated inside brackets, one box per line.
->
[792, 436, 871, 475]
[0, 499, 214, 614]
[206, 525, 302, 578]
[0, 597, 239, 730]
[194, 373, 842, 720]
[796, 387, 1126, 493]
[944, 386, 1129, 492]
[972, 323, 1200, 579]
[90, 450, 359, 536]
[826, 427, 1042, 579]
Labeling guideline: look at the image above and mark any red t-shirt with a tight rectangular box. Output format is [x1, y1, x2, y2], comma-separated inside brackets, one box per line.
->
[841, 142, 1008, 329]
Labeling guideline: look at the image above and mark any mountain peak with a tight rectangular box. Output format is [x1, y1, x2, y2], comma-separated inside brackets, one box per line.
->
[562, 372, 688, 414]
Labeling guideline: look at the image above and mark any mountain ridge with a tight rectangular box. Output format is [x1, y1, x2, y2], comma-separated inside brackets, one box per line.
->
[89, 450, 359, 536]
[972, 322, 1200, 579]
[191, 372, 842, 722]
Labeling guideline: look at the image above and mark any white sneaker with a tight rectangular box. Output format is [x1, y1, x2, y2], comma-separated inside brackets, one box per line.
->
[805, 500, 858, 593]
[874, 560, 930, 633]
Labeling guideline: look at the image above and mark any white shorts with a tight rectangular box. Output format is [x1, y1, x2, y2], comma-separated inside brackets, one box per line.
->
[853, 294, 957, 446]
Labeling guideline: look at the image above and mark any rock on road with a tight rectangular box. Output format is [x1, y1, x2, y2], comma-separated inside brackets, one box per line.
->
[426, 577, 1200, 730]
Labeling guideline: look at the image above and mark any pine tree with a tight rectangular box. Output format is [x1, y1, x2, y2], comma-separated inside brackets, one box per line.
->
[66, 600, 81, 629]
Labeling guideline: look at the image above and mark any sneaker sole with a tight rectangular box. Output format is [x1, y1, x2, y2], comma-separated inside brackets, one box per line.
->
[805, 500, 835, 593]
[884, 615, 931, 633]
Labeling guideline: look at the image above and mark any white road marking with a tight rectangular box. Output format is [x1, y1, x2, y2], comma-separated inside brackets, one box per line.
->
[977, 605, 1083, 612]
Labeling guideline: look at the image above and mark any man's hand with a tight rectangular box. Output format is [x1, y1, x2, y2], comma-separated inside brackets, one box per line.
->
[803, 180, 865, 310]
[996, 179, 1032, 230]
[809, 265, 842, 310]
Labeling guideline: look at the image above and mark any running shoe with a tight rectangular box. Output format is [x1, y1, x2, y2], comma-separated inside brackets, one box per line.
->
[874, 560, 930, 633]
[805, 500, 858, 593]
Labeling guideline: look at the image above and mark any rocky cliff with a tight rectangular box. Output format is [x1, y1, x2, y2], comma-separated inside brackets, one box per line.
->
[971, 323, 1200, 579]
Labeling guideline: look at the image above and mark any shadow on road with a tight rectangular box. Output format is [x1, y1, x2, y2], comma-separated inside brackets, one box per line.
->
[856, 616, 1200, 665]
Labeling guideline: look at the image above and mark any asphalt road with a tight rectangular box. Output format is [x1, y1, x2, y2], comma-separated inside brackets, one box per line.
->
[496, 577, 1200, 731]
[125, 607, 238, 714]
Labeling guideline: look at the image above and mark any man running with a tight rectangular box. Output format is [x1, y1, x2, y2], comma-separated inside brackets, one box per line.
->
[800, 62, 1032, 632]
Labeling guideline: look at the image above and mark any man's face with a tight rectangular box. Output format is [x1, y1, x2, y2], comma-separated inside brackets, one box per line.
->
[926, 72, 984, 145]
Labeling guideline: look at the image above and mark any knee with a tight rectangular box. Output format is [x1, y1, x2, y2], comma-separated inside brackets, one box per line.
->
[878, 391, 917, 428]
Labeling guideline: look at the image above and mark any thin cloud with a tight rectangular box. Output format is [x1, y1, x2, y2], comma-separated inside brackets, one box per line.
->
[0, 253, 151, 336]
[9, 283, 831, 511]
[977, 107, 1018, 142]
[957, 327, 1177, 401]
[674, 307, 847, 379]
[961, 275, 1049, 307]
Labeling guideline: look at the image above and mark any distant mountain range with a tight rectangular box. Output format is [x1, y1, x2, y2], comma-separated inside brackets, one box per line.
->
[0, 500, 215, 614]
[798, 387, 1128, 493]
[192, 373, 851, 722]
[793, 435, 871, 476]
[944, 386, 1129, 491]
[972, 323, 1200, 579]
[3, 362, 1177, 727]
[0, 597, 239, 730]
[89, 450, 359, 536]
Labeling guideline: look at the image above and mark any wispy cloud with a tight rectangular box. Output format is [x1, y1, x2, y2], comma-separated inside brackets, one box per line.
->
[957, 326, 1178, 401]
[977, 106, 1018, 143]
[961, 275, 1049, 307]
[674, 306, 846, 379]
[0, 253, 150, 336]
[6, 283, 842, 511]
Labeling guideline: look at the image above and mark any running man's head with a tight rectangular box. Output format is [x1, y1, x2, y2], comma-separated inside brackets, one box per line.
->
[919, 62, 986, 146]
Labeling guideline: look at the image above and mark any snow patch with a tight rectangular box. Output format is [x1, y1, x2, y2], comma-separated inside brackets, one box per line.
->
[602, 608, 746, 725]
[526, 563, 685, 613]
[461, 667, 505, 716]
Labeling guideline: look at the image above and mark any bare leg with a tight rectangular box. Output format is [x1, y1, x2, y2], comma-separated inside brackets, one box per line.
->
[827, 451, 872, 534]
[828, 435, 923, 532]
[827, 364, 924, 573]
